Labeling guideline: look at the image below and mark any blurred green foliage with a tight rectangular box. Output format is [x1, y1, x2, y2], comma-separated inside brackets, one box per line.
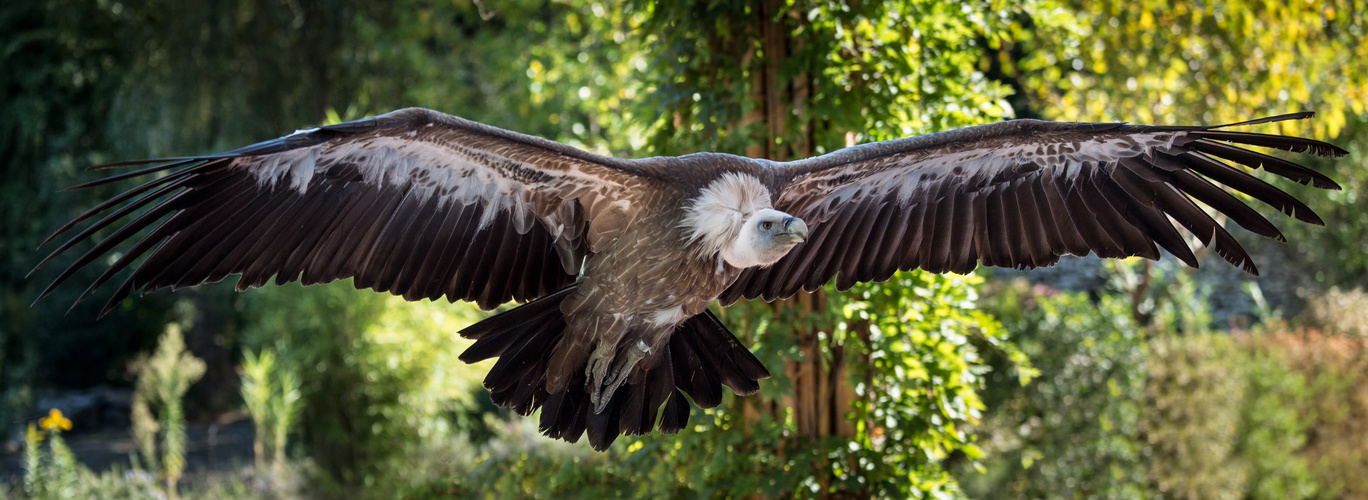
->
[1237, 341, 1317, 500]
[21, 421, 162, 500]
[130, 325, 206, 497]
[240, 348, 301, 470]
[2, 0, 1367, 498]
[238, 280, 488, 492]
[1143, 334, 1250, 499]
[964, 283, 1149, 499]
[960, 279, 1322, 500]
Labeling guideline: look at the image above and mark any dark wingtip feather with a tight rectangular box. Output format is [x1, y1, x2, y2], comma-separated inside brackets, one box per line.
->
[1215, 111, 1315, 128]
[86, 154, 246, 171]
[1202, 111, 1349, 159]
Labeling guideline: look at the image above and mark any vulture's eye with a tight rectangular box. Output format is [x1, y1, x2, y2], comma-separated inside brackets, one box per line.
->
[760, 221, 773, 230]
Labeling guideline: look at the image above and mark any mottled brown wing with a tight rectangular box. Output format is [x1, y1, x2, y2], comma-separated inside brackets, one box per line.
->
[720, 113, 1345, 305]
[34, 108, 658, 314]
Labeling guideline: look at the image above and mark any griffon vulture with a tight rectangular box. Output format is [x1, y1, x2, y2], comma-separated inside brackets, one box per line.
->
[33, 108, 1345, 450]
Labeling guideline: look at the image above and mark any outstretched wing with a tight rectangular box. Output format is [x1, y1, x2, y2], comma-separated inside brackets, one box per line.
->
[34, 108, 657, 314]
[721, 112, 1346, 304]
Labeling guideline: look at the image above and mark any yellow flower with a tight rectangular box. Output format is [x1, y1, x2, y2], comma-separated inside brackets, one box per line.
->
[39, 408, 72, 432]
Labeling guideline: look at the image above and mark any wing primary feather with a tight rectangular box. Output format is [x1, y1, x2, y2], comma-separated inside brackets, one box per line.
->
[1178, 152, 1323, 225]
[1209, 111, 1316, 128]
[1193, 130, 1348, 160]
[32, 174, 198, 274]
[1150, 183, 1218, 247]
[1191, 138, 1340, 189]
[72, 221, 181, 309]
[61, 159, 201, 192]
[94, 172, 262, 295]
[99, 264, 148, 317]
[203, 188, 316, 287]
[113, 196, 247, 296]
[1152, 182, 1256, 274]
[223, 185, 327, 289]
[314, 185, 397, 283]
[1163, 169, 1284, 242]
[146, 185, 285, 291]
[35, 190, 193, 305]
[342, 188, 410, 290]
[1102, 168, 1199, 268]
[41, 161, 213, 249]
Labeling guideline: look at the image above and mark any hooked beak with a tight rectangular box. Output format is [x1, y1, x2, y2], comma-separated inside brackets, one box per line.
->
[780, 217, 808, 243]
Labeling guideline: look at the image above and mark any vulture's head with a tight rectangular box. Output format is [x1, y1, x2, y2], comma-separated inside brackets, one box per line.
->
[682, 172, 808, 269]
[724, 208, 808, 267]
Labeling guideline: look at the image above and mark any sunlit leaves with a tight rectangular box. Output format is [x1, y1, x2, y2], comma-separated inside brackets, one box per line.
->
[1016, 0, 1368, 138]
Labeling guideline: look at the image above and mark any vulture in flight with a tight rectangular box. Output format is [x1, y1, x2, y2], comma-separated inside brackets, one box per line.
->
[33, 108, 1345, 450]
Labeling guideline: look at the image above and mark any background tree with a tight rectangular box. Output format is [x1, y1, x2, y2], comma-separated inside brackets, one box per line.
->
[4, 0, 1367, 498]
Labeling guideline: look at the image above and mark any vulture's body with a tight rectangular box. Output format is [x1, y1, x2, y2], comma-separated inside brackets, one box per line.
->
[34, 108, 1346, 450]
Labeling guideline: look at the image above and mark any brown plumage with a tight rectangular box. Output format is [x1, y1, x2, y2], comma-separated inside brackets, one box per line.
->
[33, 108, 1345, 450]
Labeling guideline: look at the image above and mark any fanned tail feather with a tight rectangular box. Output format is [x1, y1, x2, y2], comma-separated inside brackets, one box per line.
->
[458, 285, 769, 450]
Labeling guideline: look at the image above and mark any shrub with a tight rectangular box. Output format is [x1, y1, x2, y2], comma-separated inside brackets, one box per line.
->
[1299, 288, 1368, 338]
[132, 324, 207, 498]
[959, 282, 1148, 499]
[1252, 330, 1368, 498]
[239, 279, 489, 495]
[1234, 335, 1316, 500]
[240, 348, 302, 471]
[1142, 335, 1248, 499]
